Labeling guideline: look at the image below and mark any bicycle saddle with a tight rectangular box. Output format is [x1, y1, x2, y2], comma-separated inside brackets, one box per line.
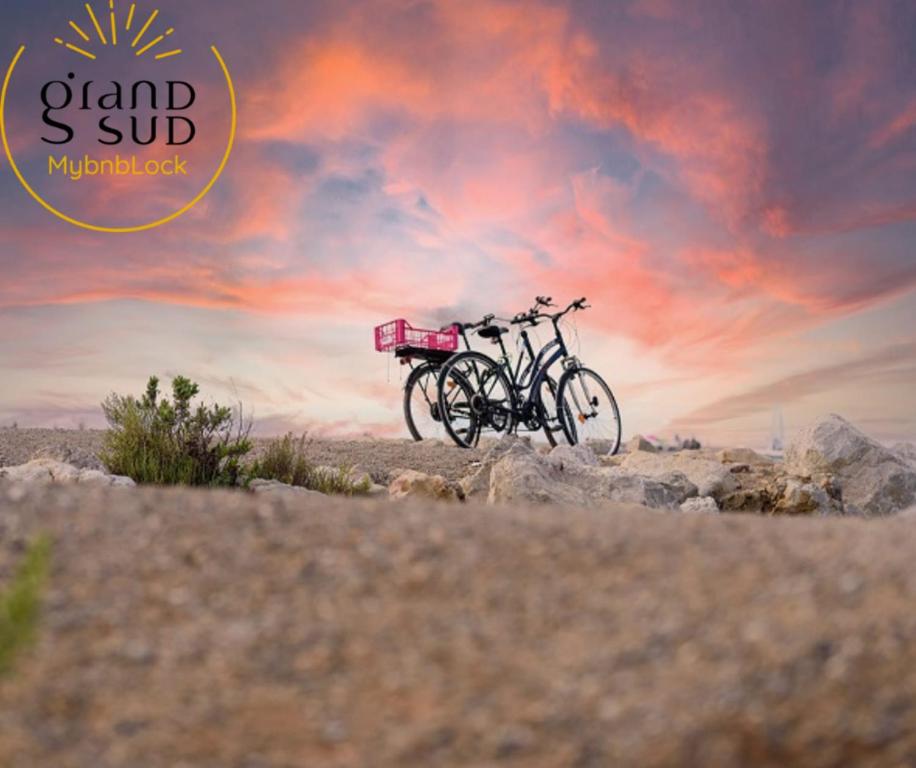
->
[478, 325, 509, 339]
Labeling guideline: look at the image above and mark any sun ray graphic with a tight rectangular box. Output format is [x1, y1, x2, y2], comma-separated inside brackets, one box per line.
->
[68, 20, 91, 42]
[136, 27, 173, 57]
[131, 8, 159, 48]
[84, 3, 107, 45]
[54, 37, 96, 60]
[109, 0, 118, 46]
[53, 3, 181, 62]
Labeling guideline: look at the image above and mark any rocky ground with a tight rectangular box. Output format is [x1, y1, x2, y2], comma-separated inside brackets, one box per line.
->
[1, 416, 916, 767]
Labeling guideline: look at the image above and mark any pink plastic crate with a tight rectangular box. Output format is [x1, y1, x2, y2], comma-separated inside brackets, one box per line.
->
[374, 319, 459, 353]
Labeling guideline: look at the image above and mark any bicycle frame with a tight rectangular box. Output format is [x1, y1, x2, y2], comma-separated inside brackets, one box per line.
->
[516, 319, 572, 417]
[481, 317, 573, 423]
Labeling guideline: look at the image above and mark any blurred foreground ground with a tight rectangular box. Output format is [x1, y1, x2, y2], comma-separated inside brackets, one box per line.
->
[1, 485, 915, 767]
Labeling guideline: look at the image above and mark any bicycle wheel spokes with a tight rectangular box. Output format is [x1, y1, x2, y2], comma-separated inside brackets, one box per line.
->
[406, 366, 448, 441]
[478, 367, 512, 431]
[440, 371, 478, 443]
[559, 368, 621, 456]
[438, 352, 515, 448]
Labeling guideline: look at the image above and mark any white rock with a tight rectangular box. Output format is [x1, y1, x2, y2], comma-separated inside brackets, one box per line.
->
[680, 497, 720, 515]
[488, 451, 587, 506]
[547, 444, 599, 468]
[389, 470, 461, 502]
[50, 463, 81, 483]
[716, 448, 771, 465]
[777, 478, 839, 516]
[76, 469, 115, 487]
[0, 460, 55, 484]
[893, 442, 916, 469]
[460, 436, 532, 500]
[620, 451, 739, 500]
[248, 479, 327, 498]
[785, 414, 916, 516]
[366, 483, 388, 498]
[485, 442, 696, 509]
[600, 469, 698, 508]
[0, 459, 135, 488]
[627, 435, 657, 454]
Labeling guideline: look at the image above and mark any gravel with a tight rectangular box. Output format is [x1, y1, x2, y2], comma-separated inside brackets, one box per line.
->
[0, 428, 482, 484]
[1, 484, 916, 766]
[0, 427, 106, 471]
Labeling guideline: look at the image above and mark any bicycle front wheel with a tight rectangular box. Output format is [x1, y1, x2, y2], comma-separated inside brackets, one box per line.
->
[557, 367, 622, 456]
[437, 352, 517, 449]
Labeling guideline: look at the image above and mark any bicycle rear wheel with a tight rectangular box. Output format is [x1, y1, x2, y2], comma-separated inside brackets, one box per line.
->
[403, 362, 446, 441]
[536, 376, 571, 447]
[437, 352, 516, 448]
[556, 367, 621, 456]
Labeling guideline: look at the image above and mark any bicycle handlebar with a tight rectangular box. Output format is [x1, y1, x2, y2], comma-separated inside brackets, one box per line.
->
[447, 299, 588, 333]
[511, 297, 590, 326]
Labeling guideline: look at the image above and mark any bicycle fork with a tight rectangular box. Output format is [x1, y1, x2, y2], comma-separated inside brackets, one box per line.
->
[568, 369, 599, 423]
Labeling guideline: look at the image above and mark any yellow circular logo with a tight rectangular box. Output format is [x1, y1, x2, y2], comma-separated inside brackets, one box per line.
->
[1, 2, 236, 233]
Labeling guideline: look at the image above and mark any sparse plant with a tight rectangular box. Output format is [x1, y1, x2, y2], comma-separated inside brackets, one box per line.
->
[246, 433, 371, 496]
[100, 375, 252, 486]
[247, 433, 313, 486]
[0, 536, 51, 676]
[308, 465, 372, 496]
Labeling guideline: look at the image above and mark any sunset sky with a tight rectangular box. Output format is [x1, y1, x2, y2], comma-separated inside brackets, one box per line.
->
[2, 0, 916, 447]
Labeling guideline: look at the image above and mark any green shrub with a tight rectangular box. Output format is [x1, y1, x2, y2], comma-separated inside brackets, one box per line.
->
[0, 536, 51, 675]
[246, 433, 371, 496]
[100, 375, 252, 486]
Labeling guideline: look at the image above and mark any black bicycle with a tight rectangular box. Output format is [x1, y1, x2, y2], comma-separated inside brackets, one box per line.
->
[400, 315, 494, 441]
[435, 297, 622, 455]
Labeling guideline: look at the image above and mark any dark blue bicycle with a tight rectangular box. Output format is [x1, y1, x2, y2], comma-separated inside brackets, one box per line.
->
[435, 297, 622, 455]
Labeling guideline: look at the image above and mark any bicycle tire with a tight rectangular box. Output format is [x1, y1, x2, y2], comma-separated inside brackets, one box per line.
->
[556, 366, 622, 456]
[403, 361, 442, 442]
[437, 351, 517, 449]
